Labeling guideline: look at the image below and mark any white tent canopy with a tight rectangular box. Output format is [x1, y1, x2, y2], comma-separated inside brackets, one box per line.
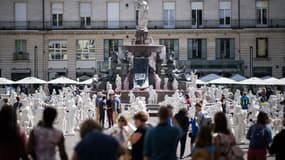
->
[15, 77, 47, 84]
[80, 78, 97, 85]
[272, 78, 285, 85]
[238, 77, 268, 85]
[0, 77, 15, 85]
[48, 77, 78, 84]
[199, 73, 220, 82]
[208, 77, 238, 84]
[230, 74, 247, 81]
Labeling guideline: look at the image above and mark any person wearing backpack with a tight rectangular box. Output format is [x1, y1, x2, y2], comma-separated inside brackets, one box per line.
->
[213, 112, 243, 160]
[246, 111, 272, 160]
[191, 126, 215, 160]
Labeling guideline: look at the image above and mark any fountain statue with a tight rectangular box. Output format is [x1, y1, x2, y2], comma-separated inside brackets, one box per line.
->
[148, 85, 158, 104]
[115, 74, 122, 90]
[136, 0, 149, 31]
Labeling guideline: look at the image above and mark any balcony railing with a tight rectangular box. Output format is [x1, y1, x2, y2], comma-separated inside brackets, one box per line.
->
[0, 19, 284, 30]
[13, 52, 29, 60]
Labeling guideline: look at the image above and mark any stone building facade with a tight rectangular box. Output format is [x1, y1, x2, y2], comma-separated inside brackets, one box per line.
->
[0, 0, 284, 80]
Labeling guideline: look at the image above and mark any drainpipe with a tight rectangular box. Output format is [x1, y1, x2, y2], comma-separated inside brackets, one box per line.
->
[42, 0, 45, 29]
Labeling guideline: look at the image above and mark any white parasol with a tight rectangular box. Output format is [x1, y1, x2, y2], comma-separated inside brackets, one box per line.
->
[15, 77, 47, 84]
[0, 77, 15, 85]
[48, 76, 78, 84]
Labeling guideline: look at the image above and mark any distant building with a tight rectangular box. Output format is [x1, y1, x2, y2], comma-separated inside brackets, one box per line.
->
[0, 0, 284, 80]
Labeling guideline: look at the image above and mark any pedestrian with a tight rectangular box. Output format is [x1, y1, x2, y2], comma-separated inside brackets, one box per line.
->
[186, 117, 199, 158]
[166, 105, 174, 126]
[144, 106, 182, 160]
[110, 116, 129, 147]
[130, 111, 149, 160]
[0, 105, 29, 160]
[99, 96, 107, 127]
[213, 112, 238, 160]
[185, 94, 191, 110]
[71, 119, 125, 160]
[247, 111, 272, 160]
[113, 94, 121, 122]
[95, 92, 102, 123]
[13, 96, 23, 111]
[269, 119, 285, 160]
[28, 107, 68, 160]
[195, 103, 207, 127]
[107, 94, 114, 128]
[240, 92, 250, 110]
[192, 126, 215, 160]
[174, 108, 189, 159]
[220, 94, 226, 114]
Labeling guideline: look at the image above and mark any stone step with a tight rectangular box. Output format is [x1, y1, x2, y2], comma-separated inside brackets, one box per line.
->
[120, 90, 176, 103]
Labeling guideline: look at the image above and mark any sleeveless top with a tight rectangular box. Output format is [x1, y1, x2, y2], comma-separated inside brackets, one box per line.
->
[33, 126, 63, 160]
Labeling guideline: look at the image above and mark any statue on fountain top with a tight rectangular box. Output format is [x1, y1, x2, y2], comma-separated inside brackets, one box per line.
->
[136, 0, 149, 31]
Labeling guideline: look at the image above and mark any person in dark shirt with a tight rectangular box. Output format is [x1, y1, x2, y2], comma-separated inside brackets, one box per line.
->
[130, 111, 149, 160]
[174, 108, 189, 159]
[144, 106, 182, 160]
[269, 119, 285, 160]
[71, 119, 125, 160]
[13, 97, 23, 111]
[98, 96, 107, 127]
[107, 94, 114, 128]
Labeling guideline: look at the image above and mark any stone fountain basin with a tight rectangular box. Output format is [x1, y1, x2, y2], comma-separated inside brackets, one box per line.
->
[121, 45, 165, 57]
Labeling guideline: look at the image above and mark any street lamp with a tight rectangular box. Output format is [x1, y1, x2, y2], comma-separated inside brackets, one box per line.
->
[249, 46, 253, 77]
[34, 46, 38, 77]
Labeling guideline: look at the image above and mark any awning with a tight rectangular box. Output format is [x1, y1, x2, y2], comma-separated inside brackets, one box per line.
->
[48, 68, 67, 72]
[11, 68, 31, 73]
[76, 68, 96, 73]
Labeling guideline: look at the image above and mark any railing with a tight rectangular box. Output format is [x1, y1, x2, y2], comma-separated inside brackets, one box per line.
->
[0, 19, 284, 30]
[13, 52, 29, 60]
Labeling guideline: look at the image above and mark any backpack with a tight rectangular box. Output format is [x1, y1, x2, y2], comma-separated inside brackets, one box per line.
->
[192, 148, 211, 160]
[250, 125, 268, 149]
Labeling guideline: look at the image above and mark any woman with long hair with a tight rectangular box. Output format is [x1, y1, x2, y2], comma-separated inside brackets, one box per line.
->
[213, 112, 237, 160]
[192, 126, 215, 160]
[0, 105, 29, 160]
[247, 111, 272, 160]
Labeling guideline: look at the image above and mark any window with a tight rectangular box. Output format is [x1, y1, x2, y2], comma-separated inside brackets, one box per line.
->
[219, 2, 231, 26]
[188, 39, 207, 59]
[15, 40, 28, 60]
[163, 2, 175, 28]
[76, 40, 95, 60]
[192, 2, 203, 28]
[80, 3, 91, 27]
[160, 39, 179, 60]
[15, 3, 27, 28]
[48, 40, 67, 60]
[104, 39, 123, 61]
[253, 67, 272, 77]
[107, 2, 119, 28]
[216, 38, 235, 59]
[48, 70, 67, 80]
[256, 38, 268, 58]
[256, 1, 268, 25]
[52, 3, 63, 27]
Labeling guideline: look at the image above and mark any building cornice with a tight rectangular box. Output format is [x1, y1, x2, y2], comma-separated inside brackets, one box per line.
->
[0, 28, 284, 35]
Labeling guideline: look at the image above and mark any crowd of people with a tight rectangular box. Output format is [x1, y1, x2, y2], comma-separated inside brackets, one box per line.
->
[0, 92, 285, 160]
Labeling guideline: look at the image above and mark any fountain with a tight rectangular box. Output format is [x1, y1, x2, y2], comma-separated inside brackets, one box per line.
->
[119, 0, 166, 89]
